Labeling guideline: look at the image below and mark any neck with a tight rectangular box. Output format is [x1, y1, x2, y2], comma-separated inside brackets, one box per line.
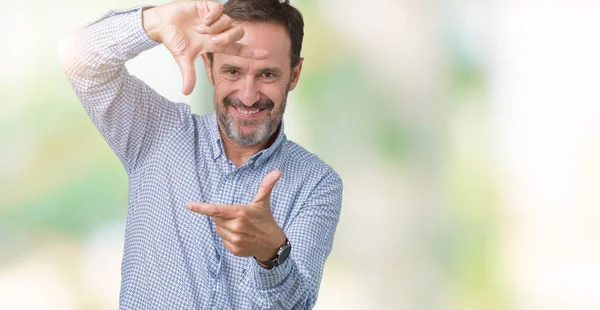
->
[218, 125, 280, 167]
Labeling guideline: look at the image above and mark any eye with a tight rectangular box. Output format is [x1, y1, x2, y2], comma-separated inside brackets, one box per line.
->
[261, 72, 278, 79]
[227, 70, 239, 76]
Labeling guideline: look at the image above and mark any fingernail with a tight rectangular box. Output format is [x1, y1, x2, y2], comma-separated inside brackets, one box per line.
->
[185, 203, 192, 210]
[204, 18, 212, 25]
[211, 36, 220, 45]
[197, 26, 206, 33]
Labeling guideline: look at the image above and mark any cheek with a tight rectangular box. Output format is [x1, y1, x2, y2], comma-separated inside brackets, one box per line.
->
[214, 79, 239, 101]
[275, 77, 293, 100]
[214, 73, 236, 86]
[262, 82, 289, 104]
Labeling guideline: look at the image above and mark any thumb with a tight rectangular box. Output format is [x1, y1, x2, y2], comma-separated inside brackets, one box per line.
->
[174, 54, 196, 95]
[252, 170, 282, 204]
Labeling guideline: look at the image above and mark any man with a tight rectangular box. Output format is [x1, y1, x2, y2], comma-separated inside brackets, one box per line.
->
[59, 0, 342, 309]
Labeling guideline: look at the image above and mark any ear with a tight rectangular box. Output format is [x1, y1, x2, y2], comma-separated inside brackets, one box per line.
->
[201, 53, 215, 85]
[288, 57, 304, 92]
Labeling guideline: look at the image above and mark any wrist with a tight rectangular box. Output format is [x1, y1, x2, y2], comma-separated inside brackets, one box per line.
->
[254, 237, 291, 269]
[142, 7, 161, 42]
[255, 231, 287, 261]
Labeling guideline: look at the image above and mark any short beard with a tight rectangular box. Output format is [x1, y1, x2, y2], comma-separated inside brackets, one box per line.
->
[216, 94, 286, 146]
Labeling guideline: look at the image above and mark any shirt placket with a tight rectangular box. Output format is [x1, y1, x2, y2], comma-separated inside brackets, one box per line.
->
[210, 158, 240, 309]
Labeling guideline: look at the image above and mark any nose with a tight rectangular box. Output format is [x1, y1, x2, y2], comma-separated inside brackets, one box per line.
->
[239, 76, 260, 107]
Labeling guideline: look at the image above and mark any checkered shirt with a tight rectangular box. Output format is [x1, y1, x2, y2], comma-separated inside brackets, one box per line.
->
[60, 6, 343, 310]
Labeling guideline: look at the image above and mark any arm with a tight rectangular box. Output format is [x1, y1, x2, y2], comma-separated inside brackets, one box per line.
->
[187, 168, 344, 309]
[240, 170, 343, 309]
[59, 1, 267, 174]
[59, 7, 189, 174]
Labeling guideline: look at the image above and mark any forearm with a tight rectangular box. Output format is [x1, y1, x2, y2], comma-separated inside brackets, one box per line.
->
[240, 257, 317, 309]
[239, 171, 343, 309]
[59, 6, 189, 174]
[59, 7, 159, 93]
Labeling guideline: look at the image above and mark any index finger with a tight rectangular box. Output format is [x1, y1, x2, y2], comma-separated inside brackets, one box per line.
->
[209, 26, 269, 59]
[186, 202, 238, 219]
[203, 0, 224, 25]
[218, 43, 269, 60]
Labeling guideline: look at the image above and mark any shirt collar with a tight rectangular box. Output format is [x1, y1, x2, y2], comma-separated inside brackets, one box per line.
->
[207, 112, 287, 165]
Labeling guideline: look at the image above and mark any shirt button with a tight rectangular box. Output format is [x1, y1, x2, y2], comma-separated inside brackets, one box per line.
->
[227, 173, 234, 179]
[255, 162, 261, 167]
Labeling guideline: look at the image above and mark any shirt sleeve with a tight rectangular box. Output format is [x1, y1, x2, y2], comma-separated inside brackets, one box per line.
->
[59, 6, 192, 175]
[238, 168, 343, 309]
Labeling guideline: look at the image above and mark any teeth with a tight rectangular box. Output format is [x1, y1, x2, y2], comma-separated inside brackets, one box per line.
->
[238, 108, 259, 115]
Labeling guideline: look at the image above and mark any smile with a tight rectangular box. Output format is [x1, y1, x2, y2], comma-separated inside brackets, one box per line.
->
[233, 106, 265, 119]
[238, 108, 260, 115]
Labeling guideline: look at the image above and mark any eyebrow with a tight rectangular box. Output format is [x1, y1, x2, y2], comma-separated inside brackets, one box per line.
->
[220, 64, 243, 72]
[219, 64, 283, 75]
[257, 67, 282, 75]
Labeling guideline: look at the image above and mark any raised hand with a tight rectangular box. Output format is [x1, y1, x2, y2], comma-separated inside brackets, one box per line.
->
[186, 170, 287, 264]
[142, 0, 269, 95]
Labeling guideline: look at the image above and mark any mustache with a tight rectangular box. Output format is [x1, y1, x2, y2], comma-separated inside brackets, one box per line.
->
[223, 95, 274, 110]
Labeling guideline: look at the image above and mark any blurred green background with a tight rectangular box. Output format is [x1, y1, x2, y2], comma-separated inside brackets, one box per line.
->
[2, 0, 600, 309]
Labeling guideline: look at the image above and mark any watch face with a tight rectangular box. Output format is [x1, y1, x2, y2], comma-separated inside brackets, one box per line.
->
[277, 244, 291, 264]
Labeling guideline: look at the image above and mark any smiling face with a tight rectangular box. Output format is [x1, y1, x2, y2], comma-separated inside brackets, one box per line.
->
[202, 22, 303, 147]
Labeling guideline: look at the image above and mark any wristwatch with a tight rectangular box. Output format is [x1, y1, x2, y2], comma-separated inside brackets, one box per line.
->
[254, 239, 291, 267]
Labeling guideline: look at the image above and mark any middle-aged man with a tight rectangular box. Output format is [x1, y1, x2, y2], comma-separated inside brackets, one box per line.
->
[59, 0, 343, 308]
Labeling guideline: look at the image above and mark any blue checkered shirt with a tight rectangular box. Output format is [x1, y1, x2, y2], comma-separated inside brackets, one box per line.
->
[60, 6, 343, 310]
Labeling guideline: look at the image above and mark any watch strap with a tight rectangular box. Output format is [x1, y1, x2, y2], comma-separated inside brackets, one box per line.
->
[254, 238, 291, 267]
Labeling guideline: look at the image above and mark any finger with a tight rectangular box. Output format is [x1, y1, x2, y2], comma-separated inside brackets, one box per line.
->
[252, 170, 282, 203]
[211, 216, 228, 227]
[203, 0, 224, 25]
[215, 217, 250, 235]
[186, 202, 238, 219]
[222, 239, 244, 256]
[215, 225, 230, 241]
[208, 26, 269, 59]
[174, 54, 196, 95]
[197, 14, 232, 34]
[212, 216, 244, 230]
[215, 225, 245, 244]
[217, 43, 269, 60]
[210, 25, 245, 46]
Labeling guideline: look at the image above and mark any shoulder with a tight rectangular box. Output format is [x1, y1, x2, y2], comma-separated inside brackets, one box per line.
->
[279, 140, 343, 189]
[188, 112, 220, 140]
[192, 112, 213, 129]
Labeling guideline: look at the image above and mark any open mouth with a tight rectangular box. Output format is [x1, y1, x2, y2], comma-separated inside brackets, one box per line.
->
[238, 108, 260, 115]
[233, 106, 265, 118]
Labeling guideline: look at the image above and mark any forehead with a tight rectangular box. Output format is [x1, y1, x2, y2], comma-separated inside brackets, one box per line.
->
[214, 21, 291, 68]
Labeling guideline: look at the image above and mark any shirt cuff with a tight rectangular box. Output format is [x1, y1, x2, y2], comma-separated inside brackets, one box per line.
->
[247, 257, 293, 290]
